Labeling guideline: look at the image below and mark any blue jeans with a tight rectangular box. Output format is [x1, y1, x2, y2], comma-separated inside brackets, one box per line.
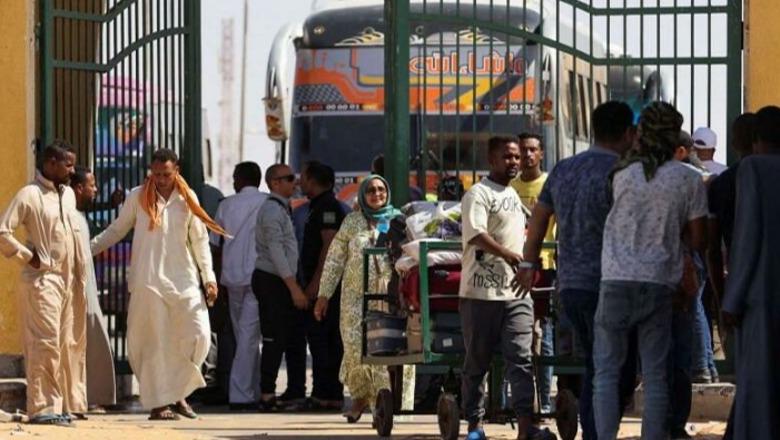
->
[692, 285, 716, 373]
[537, 318, 554, 411]
[692, 254, 716, 375]
[560, 288, 639, 440]
[668, 307, 693, 432]
[594, 281, 673, 440]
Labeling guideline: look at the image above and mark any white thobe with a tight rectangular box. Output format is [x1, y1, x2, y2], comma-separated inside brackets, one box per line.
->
[91, 186, 215, 409]
[76, 212, 117, 406]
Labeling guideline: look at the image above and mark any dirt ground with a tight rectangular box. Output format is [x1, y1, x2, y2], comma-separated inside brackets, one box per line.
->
[0, 413, 727, 440]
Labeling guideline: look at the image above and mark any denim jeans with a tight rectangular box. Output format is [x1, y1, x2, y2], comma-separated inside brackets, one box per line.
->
[668, 307, 693, 432]
[692, 285, 716, 373]
[692, 255, 716, 375]
[560, 288, 639, 440]
[594, 281, 673, 440]
[537, 318, 554, 411]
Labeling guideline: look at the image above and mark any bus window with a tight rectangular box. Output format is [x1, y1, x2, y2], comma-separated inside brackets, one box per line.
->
[568, 70, 579, 138]
[578, 74, 589, 139]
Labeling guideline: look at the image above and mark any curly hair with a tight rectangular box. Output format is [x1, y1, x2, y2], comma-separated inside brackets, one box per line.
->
[611, 101, 683, 182]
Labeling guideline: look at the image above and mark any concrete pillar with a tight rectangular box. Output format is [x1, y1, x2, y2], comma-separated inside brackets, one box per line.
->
[746, 0, 780, 110]
[0, 0, 39, 356]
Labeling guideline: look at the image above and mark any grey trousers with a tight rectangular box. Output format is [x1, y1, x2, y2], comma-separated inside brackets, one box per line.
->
[460, 297, 535, 423]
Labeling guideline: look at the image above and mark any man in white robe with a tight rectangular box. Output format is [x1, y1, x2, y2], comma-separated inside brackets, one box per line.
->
[70, 166, 117, 411]
[91, 148, 223, 420]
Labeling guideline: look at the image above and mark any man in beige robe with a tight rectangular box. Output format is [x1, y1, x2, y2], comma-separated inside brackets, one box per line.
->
[70, 166, 116, 411]
[0, 140, 87, 426]
[90, 148, 224, 420]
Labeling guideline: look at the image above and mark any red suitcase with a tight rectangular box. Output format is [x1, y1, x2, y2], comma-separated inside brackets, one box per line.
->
[400, 264, 461, 313]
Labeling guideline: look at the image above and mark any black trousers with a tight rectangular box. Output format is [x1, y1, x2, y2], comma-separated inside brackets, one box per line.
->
[285, 290, 345, 401]
[253, 269, 294, 395]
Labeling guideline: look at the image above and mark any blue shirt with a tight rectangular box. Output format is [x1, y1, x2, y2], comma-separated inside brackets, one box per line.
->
[537, 145, 620, 292]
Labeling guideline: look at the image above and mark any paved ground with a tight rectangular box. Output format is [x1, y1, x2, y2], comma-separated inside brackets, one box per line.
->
[0, 410, 727, 439]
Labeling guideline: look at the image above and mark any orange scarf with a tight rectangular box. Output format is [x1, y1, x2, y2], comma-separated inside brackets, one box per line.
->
[139, 175, 230, 237]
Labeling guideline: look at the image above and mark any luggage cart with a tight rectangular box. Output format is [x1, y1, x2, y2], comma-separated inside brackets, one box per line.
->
[360, 241, 581, 439]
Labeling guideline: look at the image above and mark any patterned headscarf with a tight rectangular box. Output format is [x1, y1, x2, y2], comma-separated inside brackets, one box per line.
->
[139, 174, 230, 237]
[357, 175, 402, 222]
[611, 101, 684, 182]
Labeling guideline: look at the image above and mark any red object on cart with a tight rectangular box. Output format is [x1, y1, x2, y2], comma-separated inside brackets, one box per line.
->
[400, 264, 461, 312]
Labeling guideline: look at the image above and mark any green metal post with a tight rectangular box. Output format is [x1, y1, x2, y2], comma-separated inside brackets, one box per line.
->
[40, 0, 54, 149]
[384, 0, 410, 206]
[725, 0, 743, 167]
[184, 0, 204, 195]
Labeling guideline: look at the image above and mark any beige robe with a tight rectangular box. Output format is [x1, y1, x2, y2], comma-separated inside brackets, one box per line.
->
[77, 212, 116, 406]
[0, 173, 88, 418]
[91, 186, 214, 409]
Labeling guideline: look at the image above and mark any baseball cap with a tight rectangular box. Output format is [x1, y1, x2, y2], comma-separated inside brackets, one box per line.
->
[692, 127, 717, 149]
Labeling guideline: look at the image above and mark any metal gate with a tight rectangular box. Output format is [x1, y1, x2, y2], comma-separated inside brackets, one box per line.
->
[39, 0, 203, 373]
[383, 0, 742, 376]
[383, 0, 743, 204]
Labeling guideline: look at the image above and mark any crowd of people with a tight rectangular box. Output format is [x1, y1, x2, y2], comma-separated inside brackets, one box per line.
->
[0, 101, 777, 440]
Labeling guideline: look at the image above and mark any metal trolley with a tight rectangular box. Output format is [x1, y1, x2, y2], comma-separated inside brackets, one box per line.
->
[360, 241, 581, 439]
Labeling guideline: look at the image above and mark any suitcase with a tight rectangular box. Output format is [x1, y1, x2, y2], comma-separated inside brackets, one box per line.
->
[400, 265, 461, 313]
[406, 312, 464, 354]
[365, 312, 407, 356]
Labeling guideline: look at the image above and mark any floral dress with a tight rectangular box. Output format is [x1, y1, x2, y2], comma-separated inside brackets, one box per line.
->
[318, 212, 415, 410]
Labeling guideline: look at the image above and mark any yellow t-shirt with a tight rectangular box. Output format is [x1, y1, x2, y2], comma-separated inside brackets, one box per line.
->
[510, 173, 557, 270]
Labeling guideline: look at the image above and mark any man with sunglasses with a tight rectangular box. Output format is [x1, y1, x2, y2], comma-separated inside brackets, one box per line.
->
[253, 164, 309, 411]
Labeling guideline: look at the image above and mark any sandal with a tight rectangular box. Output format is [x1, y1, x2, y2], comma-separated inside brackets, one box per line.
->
[148, 406, 180, 421]
[343, 399, 369, 423]
[28, 414, 73, 427]
[172, 401, 198, 419]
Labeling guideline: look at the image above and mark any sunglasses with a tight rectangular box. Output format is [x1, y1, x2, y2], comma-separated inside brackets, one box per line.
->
[365, 186, 387, 195]
[273, 174, 295, 183]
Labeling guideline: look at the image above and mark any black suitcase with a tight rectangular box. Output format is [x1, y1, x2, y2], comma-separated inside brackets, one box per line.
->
[366, 312, 407, 356]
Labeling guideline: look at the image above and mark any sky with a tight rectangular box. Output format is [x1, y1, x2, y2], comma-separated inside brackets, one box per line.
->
[201, 0, 313, 192]
[200, 0, 732, 193]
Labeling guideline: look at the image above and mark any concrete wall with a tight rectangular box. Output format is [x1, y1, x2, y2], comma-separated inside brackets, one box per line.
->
[746, 0, 780, 110]
[0, 0, 38, 355]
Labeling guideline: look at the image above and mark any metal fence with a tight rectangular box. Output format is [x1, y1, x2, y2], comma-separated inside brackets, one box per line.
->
[383, 0, 743, 204]
[39, 0, 203, 373]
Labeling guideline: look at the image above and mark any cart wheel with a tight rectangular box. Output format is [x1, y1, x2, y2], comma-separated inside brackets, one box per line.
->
[437, 393, 460, 440]
[374, 388, 394, 437]
[554, 389, 578, 440]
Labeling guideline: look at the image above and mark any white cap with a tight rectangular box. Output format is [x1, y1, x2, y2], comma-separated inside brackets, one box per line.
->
[692, 127, 717, 150]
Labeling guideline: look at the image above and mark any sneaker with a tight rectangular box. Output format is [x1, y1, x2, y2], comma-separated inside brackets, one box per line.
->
[691, 369, 712, 384]
[467, 421, 486, 440]
[710, 367, 720, 383]
[466, 427, 486, 440]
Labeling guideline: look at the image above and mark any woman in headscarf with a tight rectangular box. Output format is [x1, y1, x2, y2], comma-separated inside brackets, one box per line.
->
[314, 175, 414, 423]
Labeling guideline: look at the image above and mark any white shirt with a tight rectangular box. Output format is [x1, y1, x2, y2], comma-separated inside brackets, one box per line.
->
[209, 186, 268, 287]
[91, 186, 215, 295]
[601, 161, 709, 288]
[702, 159, 728, 175]
[460, 178, 526, 301]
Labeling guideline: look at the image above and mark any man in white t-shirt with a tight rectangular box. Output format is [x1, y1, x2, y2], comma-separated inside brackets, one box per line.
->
[692, 127, 727, 175]
[460, 136, 552, 440]
[594, 103, 708, 440]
